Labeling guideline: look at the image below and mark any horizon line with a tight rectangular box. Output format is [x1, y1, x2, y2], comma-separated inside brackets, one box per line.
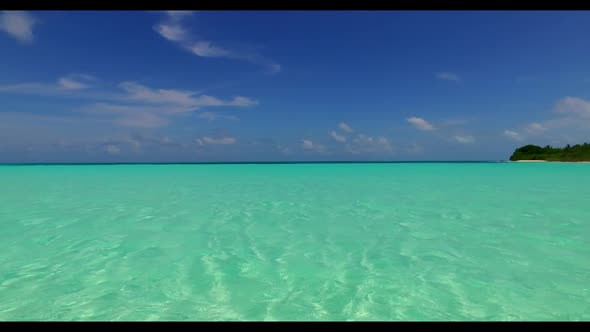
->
[0, 160, 507, 166]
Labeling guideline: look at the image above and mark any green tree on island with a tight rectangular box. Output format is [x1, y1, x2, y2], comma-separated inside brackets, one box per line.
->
[509, 143, 590, 161]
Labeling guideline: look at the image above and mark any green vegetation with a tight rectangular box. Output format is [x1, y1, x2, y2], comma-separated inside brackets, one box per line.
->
[509, 143, 590, 161]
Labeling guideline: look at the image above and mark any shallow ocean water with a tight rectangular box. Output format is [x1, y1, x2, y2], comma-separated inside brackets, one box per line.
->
[0, 163, 589, 321]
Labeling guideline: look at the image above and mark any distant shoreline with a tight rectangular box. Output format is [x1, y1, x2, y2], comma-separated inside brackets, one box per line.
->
[2, 161, 589, 166]
[513, 160, 590, 163]
[0, 161, 502, 166]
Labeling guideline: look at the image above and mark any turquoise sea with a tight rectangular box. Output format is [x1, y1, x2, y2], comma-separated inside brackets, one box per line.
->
[0, 163, 589, 321]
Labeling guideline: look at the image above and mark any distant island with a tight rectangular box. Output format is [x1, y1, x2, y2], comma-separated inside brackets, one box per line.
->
[509, 143, 590, 162]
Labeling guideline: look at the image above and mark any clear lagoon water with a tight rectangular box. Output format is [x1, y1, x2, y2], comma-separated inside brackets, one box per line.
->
[0, 163, 589, 321]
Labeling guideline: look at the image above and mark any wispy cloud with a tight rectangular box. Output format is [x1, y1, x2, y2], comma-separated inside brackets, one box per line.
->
[81, 103, 171, 128]
[338, 122, 354, 133]
[348, 134, 393, 154]
[197, 136, 237, 145]
[98, 137, 139, 155]
[0, 77, 258, 128]
[82, 103, 180, 115]
[164, 11, 194, 19]
[453, 135, 475, 144]
[524, 122, 546, 133]
[0, 74, 96, 95]
[302, 139, 325, 152]
[198, 112, 218, 121]
[503, 96, 590, 144]
[407, 143, 424, 154]
[503, 130, 523, 141]
[230, 96, 258, 107]
[84, 100, 239, 129]
[104, 144, 121, 155]
[407, 117, 435, 131]
[119, 81, 257, 110]
[114, 112, 169, 129]
[154, 23, 187, 42]
[277, 145, 291, 155]
[198, 111, 239, 122]
[118, 81, 200, 108]
[58, 78, 88, 90]
[190, 41, 232, 58]
[329, 130, 346, 143]
[554, 96, 590, 117]
[57, 74, 95, 90]
[154, 11, 192, 42]
[435, 72, 461, 82]
[98, 133, 181, 154]
[154, 11, 281, 74]
[329, 122, 392, 154]
[0, 11, 37, 44]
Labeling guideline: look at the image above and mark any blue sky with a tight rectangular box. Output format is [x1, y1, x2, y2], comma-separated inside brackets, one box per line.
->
[1, 10, 590, 162]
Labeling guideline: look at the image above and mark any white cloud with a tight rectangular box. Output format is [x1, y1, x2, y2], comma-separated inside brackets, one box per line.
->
[454, 135, 475, 144]
[348, 134, 393, 154]
[190, 41, 232, 58]
[153, 12, 281, 74]
[302, 139, 325, 152]
[198, 112, 217, 121]
[82, 103, 171, 128]
[268, 64, 282, 74]
[407, 117, 435, 131]
[57, 77, 89, 90]
[164, 11, 194, 19]
[100, 134, 163, 154]
[153, 11, 193, 42]
[0, 11, 36, 44]
[118, 81, 257, 110]
[330, 130, 346, 143]
[154, 23, 188, 42]
[200, 136, 237, 145]
[436, 72, 461, 82]
[503, 96, 590, 144]
[524, 122, 546, 133]
[553, 96, 590, 117]
[80, 103, 184, 115]
[302, 139, 314, 149]
[504, 130, 523, 141]
[353, 134, 374, 144]
[229, 96, 258, 107]
[338, 122, 354, 133]
[118, 81, 200, 107]
[105, 144, 121, 155]
[0, 74, 96, 96]
[0, 77, 256, 128]
[103, 136, 141, 153]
